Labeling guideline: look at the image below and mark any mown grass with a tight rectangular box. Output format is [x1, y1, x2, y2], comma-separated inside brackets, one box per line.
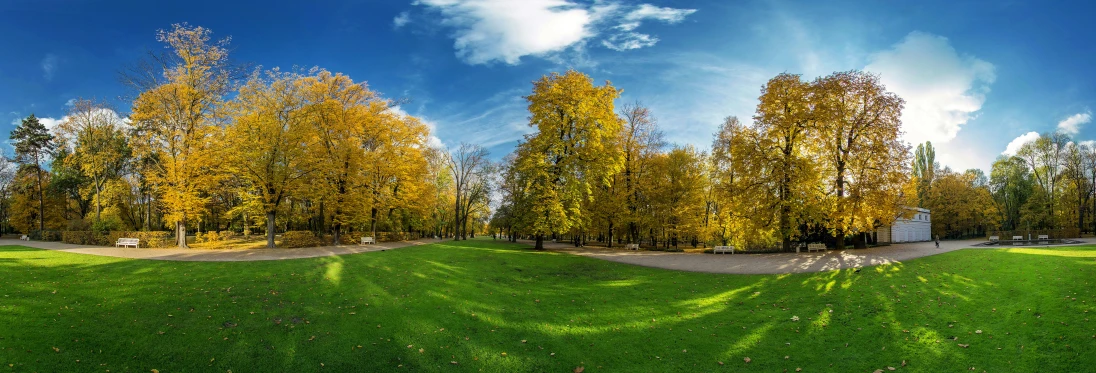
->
[0, 240, 1094, 372]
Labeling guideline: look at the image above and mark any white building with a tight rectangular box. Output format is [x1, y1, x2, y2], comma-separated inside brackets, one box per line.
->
[876, 207, 932, 243]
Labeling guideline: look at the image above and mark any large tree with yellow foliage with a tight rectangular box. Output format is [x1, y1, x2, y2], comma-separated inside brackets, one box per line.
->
[514, 70, 623, 249]
[814, 70, 909, 249]
[130, 24, 234, 248]
[223, 69, 319, 248]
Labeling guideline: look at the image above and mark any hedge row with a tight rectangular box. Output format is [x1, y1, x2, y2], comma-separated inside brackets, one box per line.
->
[197, 231, 237, 243]
[60, 231, 173, 248]
[282, 231, 323, 248]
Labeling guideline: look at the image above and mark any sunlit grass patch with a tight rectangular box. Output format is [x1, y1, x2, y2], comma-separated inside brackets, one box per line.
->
[0, 243, 1093, 372]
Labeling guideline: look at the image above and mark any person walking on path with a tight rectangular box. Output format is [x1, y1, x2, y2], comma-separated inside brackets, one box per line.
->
[934, 235, 940, 249]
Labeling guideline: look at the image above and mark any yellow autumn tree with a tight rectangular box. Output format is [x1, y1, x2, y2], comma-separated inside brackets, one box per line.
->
[223, 68, 319, 248]
[514, 70, 623, 249]
[360, 107, 431, 237]
[300, 69, 379, 243]
[813, 71, 909, 249]
[752, 73, 823, 250]
[56, 99, 131, 222]
[130, 24, 233, 248]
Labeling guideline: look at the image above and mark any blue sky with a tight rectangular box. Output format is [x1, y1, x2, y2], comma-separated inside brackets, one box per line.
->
[1, 0, 1093, 172]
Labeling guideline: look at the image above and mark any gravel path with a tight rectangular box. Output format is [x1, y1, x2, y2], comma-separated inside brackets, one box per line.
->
[0, 238, 444, 262]
[543, 238, 1093, 274]
[4, 236, 1090, 274]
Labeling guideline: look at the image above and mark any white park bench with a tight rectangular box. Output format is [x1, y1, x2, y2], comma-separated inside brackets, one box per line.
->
[624, 243, 639, 250]
[19, 234, 28, 241]
[115, 238, 139, 248]
[1012, 236, 1023, 245]
[807, 243, 827, 253]
[988, 236, 999, 242]
[361, 236, 375, 245]
[1038, 234, 1049, 243]
[713, 245, 735, 254]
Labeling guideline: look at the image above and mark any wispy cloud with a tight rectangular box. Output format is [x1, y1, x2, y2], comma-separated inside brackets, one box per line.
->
[41, 54, 58, 80]
[393, 11, 411, 29]
[603, 4, 696, 51]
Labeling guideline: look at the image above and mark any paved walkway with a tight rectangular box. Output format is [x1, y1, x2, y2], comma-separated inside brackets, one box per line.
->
[0, 238, 444, 262]
[543, 238, 1093, 274]
[4, 236, 1090, 274]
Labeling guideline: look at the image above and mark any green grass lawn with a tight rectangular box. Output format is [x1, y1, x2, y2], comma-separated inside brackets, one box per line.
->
[1, 240, 1094, 372]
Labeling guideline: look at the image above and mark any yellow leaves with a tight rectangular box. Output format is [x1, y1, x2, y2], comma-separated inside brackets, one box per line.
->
[516, 70, 624, 236]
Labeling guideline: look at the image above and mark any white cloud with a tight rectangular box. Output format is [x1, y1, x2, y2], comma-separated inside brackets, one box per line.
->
[623, 4, 696, 23]
[1002, 131, 1040, 156]
[1056, 111, 1091, 135]
[416, 0, 594, 64]
[41, 54, 58, 80]
[604, 4, 695, 52]
[415, 0, 696, 64]
[865, 31, 996, 146]
[602, 32, 657, 51]
[393, 11, 411, 29]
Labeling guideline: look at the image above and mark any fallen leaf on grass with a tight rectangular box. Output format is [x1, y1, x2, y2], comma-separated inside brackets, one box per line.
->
[958, 344, 969, 348]
[574, 367, 585, 373]
[744, 357, 751, 363]
[450, 361, 458, 365]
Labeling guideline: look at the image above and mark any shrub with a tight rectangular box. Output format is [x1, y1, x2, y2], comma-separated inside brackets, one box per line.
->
[62, 231, 106, 245]
[32, 230, 62, 241]
[104, 231, 173, 248]
[90, 218, 123, 234]
[282, 231, 322, 248]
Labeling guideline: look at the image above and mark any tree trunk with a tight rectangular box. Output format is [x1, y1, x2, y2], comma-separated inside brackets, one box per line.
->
[35, 159, 44, 233]
[607, 220, 614, 248]
[94, 176, 102, 221]
[834, 164, 846, 250]
[176, 220, 188, 248]
[266, 211, 276, 248]
[534, 234, 544, 250]
[453, 193, 461, 241]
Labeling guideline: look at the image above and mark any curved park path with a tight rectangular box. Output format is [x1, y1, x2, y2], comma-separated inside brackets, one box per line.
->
[543, 238, 1093, 274]
[0, 237, 445, 262]
[3, 236, 1090, 274]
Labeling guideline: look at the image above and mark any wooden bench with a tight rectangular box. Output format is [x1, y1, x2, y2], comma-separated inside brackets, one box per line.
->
[1038, 234, 1049, 244]
[988, 236, 999, 242]
[713, 245, 734, 254]
[361, 236, 375, 245]
[19, 234, 28, 241]
[807, 243, 826, 253]
[115, 238, 139, 248]
[624, 243, 639, 250]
